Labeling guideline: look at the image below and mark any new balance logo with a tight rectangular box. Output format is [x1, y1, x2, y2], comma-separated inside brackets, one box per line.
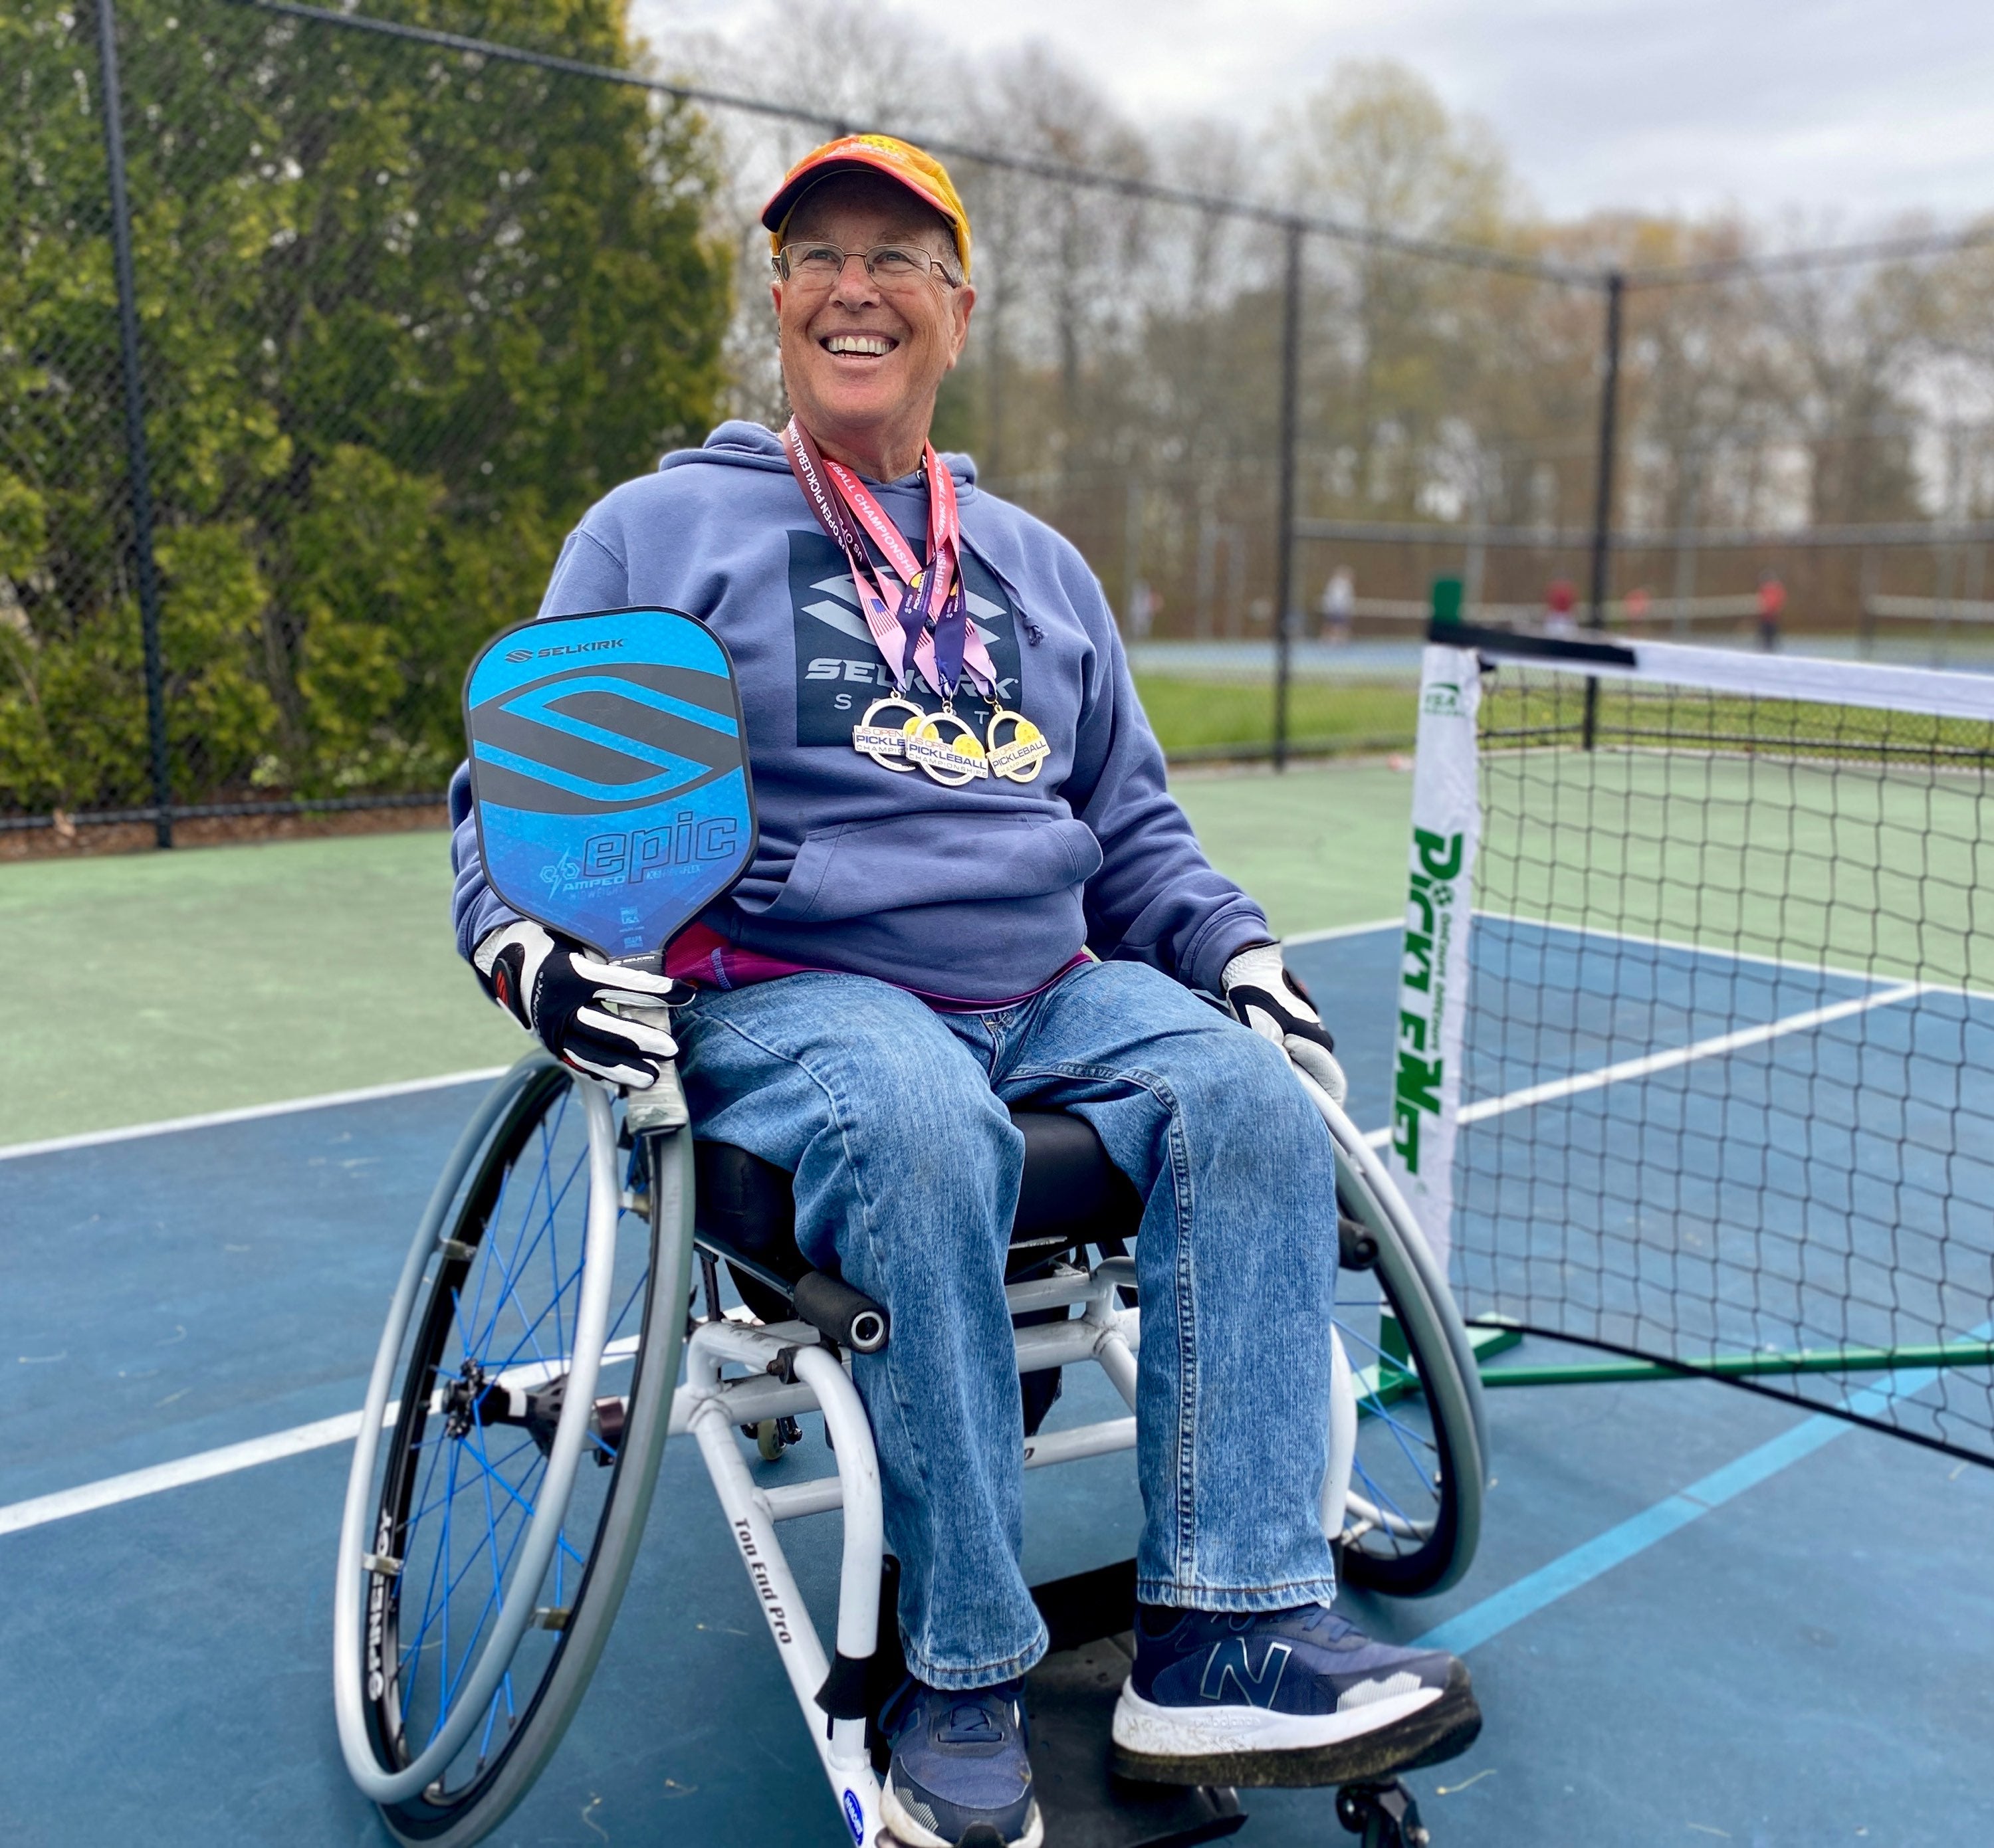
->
[1198, 1637, 1293, 1707]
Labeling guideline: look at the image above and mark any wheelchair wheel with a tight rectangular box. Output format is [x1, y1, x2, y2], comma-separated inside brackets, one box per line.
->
[332, 1053, 695, 1847]
[1318, 1094, 1488, 1599]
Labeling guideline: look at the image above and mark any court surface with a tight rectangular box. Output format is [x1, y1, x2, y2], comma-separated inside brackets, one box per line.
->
[1458, 914, 1994, 1449]
[0, 762, 1412, 1148]
[5, 802, 1993, 1846]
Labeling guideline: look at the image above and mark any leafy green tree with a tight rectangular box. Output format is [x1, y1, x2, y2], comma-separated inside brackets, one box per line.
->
[0, 0, 730, 813]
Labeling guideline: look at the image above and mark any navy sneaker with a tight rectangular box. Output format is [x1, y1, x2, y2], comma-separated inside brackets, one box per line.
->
[1111, 1603, 1480, 1788]
[879, 1677, 1044, 1848]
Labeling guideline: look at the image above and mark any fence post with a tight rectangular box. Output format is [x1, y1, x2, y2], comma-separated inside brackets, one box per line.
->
[1272, 219, 1303, 771]
[94, 0, 172, 847]
[1580, 267, 1624, 752]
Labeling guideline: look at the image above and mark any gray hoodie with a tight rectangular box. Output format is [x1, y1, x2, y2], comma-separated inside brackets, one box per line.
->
[449, 421, 1269, 1005]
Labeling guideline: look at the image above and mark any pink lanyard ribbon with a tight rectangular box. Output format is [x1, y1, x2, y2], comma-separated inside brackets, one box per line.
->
[781, 417, 997, 701]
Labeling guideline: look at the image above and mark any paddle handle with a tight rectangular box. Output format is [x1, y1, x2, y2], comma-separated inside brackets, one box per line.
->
[611, 999, 689, 1132]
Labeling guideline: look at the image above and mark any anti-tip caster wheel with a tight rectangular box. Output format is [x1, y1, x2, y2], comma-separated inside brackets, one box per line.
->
[755, 1415, 804, 1461]
[1336, 1778, 1430, 1848]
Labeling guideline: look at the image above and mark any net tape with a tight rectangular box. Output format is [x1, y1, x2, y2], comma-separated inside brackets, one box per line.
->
[1412, 629, 1994, 1465]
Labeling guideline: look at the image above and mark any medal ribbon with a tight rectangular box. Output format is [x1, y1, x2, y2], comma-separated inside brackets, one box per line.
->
[781, 417, 998, 701]
[782, 419, 913, 683]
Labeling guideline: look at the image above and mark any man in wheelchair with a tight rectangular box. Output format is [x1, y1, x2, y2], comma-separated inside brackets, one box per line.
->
[449, 134, 1479, 1848]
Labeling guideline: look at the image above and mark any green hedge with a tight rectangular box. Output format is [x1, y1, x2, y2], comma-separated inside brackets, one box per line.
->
[0, 0, 730, 813]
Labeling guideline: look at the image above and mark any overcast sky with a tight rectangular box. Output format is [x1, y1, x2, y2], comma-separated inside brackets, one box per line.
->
[641, 0, 1994, 226]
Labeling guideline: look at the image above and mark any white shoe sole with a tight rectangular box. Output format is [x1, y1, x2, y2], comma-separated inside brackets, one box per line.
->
[881, 1773, 1046, 1848]
[1111, 1679, 1443, 1756]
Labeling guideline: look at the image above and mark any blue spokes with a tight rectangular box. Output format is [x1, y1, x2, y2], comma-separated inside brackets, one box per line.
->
[1333, 1294, 1442, 1558]
[378, 1078, 651, 1789]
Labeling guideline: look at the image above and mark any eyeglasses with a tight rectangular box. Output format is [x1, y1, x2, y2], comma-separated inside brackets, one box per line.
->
[772, 241, 961, 291]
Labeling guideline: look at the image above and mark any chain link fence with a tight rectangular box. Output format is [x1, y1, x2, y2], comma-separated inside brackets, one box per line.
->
[3, 0, 728, 847]
[7, 0, 1992, 849]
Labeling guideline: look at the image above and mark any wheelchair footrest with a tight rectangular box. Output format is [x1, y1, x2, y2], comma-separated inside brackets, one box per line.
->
[1022, 1631, 1245, 1848]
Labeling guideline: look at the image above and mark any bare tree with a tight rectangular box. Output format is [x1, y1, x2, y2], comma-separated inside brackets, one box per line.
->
[628, 11, 1984, 630]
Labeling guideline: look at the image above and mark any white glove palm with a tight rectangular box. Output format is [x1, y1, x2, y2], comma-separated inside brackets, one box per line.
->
[1222, 942, 1349, 1105]
[473, 920, 689, 1090]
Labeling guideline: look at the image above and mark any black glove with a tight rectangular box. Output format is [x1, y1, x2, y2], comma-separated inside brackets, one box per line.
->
[1222, 942, 1349, 1104]
[473, 920, 691, 1089]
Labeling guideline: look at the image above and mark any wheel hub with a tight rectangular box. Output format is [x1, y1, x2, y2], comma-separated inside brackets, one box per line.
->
[441, 1362, 488, 1439]
[439, 1358, 569, 1459]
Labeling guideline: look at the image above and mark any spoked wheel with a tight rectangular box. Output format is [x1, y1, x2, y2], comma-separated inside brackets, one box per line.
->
[334, 1053, 695, 1847]
[1317, 1094, 1487, 1598]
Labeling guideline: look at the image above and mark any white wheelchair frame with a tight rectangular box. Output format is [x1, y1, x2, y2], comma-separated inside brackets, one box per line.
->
[334, 1057, 1485, 1847]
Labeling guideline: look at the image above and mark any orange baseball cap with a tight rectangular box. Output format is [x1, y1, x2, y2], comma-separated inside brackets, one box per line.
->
[762, 134, 972, 277]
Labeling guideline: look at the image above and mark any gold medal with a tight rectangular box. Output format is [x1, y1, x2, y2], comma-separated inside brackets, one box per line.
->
[984, 708, 1050, 784]
[903, 706, 990, 786]
[853, 695, 925, 773]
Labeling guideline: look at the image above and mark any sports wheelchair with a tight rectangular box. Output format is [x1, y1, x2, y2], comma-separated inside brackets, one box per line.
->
[333, 1047, 1488, 1848]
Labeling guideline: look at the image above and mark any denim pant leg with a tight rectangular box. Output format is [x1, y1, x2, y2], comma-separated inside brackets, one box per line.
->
[675, 972, 1050, 1689]
[998, 960, 1341, 1612]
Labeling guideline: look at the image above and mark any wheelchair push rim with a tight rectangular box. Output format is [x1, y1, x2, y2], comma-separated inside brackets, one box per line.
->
[1329, 1230, 1476, 1594]
[1311, 1081, 1488, 1596]
[332, 1059, 689, 1825]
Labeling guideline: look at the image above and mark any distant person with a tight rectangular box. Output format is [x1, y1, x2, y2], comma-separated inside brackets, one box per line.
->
[1317, 564, 1354, 643]
[1756, 570, 1786, 651]
[1623, 586, 1652, 626]
[1545, 577, 1577, 637]
[1126, 577, 1157, 639]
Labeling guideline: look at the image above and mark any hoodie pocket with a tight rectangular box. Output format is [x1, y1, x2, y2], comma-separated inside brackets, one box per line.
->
[742, 811, 1103, 923]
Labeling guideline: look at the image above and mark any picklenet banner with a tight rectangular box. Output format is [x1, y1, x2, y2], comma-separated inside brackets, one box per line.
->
[1386, 644, 1482, 1274]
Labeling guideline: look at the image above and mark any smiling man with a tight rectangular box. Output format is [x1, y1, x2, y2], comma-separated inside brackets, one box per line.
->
[449, 134, 1479, 1848]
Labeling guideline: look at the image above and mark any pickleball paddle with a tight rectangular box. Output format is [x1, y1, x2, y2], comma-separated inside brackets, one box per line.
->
[463, 607, 756, 970]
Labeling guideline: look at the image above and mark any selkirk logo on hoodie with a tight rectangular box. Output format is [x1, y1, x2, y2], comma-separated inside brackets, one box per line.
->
[786, 530, 1024, 746]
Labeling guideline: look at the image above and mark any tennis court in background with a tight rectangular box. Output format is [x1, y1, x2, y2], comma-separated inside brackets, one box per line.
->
[3, 768, 1993, 1845]
[1450, 650, 1994, 1469]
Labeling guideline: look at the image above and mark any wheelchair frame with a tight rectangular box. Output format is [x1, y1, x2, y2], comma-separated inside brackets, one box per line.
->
[333, 1055, 1486, 1848]
[678, 1255, 1275, 1845]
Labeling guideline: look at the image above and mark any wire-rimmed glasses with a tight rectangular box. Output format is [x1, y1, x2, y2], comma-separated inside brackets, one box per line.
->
[772, 241, 961, 291]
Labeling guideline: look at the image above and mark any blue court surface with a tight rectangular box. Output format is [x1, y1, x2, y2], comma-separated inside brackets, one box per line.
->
[5, 926, 1992, 1846]
[1456, 914, 1994, 1456]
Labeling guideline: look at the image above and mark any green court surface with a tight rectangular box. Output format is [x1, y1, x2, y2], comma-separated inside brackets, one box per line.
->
[0, 831, 522, 1148]
[0, 762, 1414, 1147]
[1480, 749, 1989, 987]
[1174, 760, 1414, 932]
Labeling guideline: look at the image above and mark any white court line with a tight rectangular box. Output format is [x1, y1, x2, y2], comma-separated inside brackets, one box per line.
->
[1357, 984, 1927, 1148]
[1, 932, 1404, 1163]
[0, 1336, 645, 1540]
[3, 911, 1932, 1166]
[1475, 906, 1987, 1001]
[0, 1413, 366, 1537]
[0, 1067, 510, 1163]
[1283, 917, 1399, 947]
[0, 970, 1936, 1538]
[1455, 981, 1927, 1125]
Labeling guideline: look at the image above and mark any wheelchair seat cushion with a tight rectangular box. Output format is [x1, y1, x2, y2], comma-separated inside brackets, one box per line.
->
[694, 1109, 1143, 1292]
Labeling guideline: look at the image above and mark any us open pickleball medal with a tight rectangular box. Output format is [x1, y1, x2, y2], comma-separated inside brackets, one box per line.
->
[853, 695, 925, 773]
[903, 708, 990, 785]
[984, 708, 1050, 783]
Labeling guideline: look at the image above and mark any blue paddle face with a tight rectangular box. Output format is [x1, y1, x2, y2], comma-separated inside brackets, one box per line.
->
[464, 608, 755, 965]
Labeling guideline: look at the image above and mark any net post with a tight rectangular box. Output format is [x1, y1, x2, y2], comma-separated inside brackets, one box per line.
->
[1580, 268, 1625, 752]
[1387, 613, 1482, 1277]
[94, 0, 173, 849]
[1272, 218, 1303, 773]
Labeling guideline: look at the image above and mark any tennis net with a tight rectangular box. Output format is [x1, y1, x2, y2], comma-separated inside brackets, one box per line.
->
[1388, 625, 1994, 1465]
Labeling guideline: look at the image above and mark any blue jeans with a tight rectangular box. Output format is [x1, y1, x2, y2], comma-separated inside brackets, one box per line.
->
[676, 958, 1340, 1691]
